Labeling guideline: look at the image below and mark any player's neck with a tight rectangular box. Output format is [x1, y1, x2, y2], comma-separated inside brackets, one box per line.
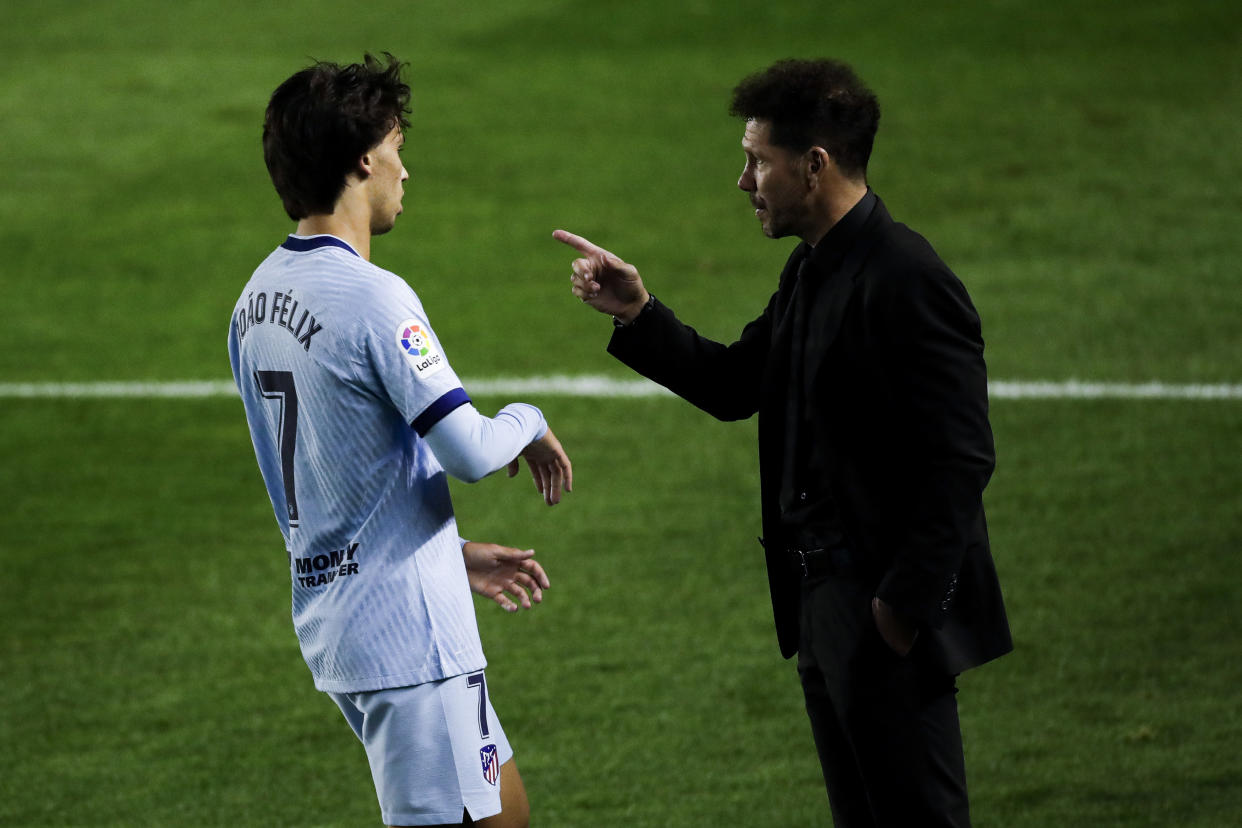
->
[295, 208, 372, 261]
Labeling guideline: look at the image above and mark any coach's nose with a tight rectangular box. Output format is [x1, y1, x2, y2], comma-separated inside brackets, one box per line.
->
[738, 164, 755, 192]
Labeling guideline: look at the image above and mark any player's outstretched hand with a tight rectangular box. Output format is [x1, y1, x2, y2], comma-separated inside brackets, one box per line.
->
[507, 427, 572, 506]
[463, 542, 550, 612]
[553, 229, 650, 323]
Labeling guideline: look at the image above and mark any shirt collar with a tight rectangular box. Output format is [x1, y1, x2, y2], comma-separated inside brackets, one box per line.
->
[281, 234, 360, 257]
[802, 188, 877, 272]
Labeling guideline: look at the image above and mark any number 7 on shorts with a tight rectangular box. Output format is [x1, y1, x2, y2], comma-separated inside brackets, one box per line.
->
[466, 672, 490, 738]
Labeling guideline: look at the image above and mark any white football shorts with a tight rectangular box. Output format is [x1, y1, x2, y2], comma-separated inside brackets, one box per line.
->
[329, 670, 513, 826]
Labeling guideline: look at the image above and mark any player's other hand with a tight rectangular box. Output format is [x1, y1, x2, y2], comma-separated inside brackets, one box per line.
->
[507, 427, 572, 505]
[463, 542, 550, 612]
[553, 229, 650, 324]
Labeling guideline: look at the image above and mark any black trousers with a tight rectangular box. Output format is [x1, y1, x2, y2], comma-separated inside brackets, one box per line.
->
[797, 573, 970, 828]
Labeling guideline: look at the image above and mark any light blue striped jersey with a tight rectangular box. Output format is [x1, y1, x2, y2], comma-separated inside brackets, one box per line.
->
[228, 234, 487, 692]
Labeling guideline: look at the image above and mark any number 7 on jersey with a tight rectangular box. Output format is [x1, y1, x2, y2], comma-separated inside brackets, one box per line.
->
[255, 370, 300, 526]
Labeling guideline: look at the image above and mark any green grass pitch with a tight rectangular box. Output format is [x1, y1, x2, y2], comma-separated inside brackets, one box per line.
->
[2, 1, 1241, 825]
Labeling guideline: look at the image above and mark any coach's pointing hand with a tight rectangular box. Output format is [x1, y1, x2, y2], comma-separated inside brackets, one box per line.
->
[554, 229, 650, 324]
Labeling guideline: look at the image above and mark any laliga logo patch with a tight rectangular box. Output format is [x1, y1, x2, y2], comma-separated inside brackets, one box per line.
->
[396, 319, 445, 378]
[401, 325, 430, 356]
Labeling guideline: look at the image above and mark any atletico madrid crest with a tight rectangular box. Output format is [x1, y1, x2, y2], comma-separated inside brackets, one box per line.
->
[480, 744, 499, 785]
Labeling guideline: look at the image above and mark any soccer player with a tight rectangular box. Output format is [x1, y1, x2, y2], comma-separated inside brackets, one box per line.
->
[228, 54, 569, 828]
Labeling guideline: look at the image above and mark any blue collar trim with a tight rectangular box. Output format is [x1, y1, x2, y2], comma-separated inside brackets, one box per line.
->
[281, 235, 360, 257]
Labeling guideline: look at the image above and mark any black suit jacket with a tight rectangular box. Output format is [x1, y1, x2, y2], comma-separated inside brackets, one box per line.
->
[608, 194, 1011, 676]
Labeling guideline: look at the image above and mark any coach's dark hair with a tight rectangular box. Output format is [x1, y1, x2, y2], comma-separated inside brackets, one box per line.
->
[729, 58, 880, 179]
[262, 53, 411, 220]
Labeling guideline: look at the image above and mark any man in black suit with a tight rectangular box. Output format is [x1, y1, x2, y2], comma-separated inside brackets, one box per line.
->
[554, 58, 1010, 827]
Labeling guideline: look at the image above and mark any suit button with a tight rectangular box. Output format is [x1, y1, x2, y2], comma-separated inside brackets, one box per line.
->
[799, 491, 808, 501]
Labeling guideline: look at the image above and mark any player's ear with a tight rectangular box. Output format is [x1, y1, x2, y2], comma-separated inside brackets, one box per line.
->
[356, 152, 374, 179]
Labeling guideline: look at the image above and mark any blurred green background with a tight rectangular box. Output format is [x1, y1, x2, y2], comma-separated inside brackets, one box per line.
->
[2, 1, 1240, 825]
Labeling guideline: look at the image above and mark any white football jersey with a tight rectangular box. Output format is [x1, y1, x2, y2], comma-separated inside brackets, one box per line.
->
[228, 234, 490, 692]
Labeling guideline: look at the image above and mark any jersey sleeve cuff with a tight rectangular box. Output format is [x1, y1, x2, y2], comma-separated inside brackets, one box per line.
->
[411, 387, 472, 437]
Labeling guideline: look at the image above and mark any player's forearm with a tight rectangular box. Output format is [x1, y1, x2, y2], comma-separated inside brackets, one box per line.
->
[425, 402, 547, 482]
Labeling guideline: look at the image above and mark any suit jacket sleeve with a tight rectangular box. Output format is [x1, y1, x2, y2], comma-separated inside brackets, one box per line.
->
[606, 294, 775, 422]
[871, 259, 996, 629]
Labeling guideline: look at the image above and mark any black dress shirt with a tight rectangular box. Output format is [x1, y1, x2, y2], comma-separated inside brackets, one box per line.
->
[778, 190, 878, 551]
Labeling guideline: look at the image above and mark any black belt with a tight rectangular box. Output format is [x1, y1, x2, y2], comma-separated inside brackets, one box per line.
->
[789, 546, 855, 579]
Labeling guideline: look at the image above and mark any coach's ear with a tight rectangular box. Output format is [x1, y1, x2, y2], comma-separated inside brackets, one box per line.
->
[805, 146, 830, 188]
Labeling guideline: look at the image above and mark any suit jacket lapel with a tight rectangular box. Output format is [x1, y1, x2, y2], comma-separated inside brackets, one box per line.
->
[800, 199, 890, 389]
[762, 242, 810, 408]
[757, 242, 809, 543]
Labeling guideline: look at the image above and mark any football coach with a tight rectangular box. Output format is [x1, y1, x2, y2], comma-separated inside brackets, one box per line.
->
[554, 58, 1011, 827]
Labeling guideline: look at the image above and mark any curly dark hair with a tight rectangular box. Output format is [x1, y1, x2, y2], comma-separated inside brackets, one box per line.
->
[729, 58, 880, 179]
[262, 53, 411, 220]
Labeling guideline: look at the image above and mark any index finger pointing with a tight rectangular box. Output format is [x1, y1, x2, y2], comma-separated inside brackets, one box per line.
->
[553, 228, 612, 259]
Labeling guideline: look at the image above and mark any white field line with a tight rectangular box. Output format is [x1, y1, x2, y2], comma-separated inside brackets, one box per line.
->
[1, 377, 1241, 400]
[988, 380, 1242, 400]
